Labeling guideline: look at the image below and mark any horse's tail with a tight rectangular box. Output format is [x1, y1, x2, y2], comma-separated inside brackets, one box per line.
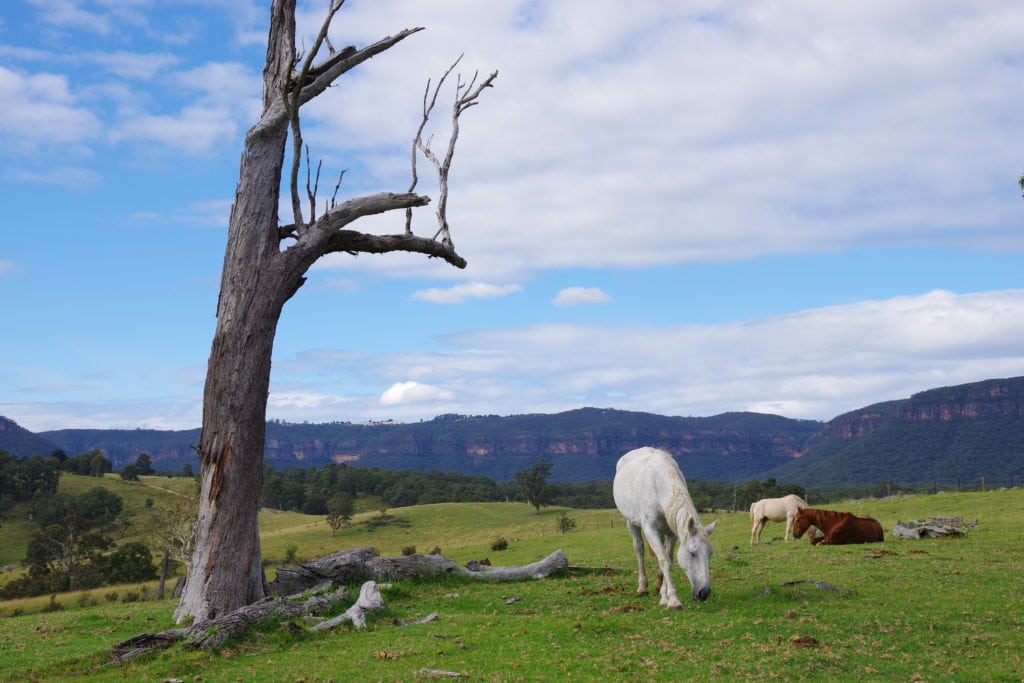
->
[749, 502, 757, 521]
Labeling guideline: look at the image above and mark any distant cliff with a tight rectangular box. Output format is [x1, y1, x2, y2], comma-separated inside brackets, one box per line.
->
[6, 408, 821, 483]
[822, 377, 1024, 440]
[259, 408, 821, 482]
[766, 376, 1024, 487]
[4, 375, 1024, 486]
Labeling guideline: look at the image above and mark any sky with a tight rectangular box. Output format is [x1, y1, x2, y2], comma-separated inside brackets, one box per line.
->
[1, 0, 1023, 433]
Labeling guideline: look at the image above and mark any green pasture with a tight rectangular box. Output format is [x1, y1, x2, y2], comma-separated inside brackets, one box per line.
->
[1, 486, 1022, 681]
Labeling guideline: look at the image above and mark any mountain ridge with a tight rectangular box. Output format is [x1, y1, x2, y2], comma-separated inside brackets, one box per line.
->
[3, 375, 1023, 487]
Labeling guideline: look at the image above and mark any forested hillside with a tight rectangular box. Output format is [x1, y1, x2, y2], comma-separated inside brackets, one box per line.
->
[2, 375, 1023, 487]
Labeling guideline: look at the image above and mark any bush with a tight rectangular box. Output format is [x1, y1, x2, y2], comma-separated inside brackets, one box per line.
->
[106, 542, 158, 584]
[490, 537, 509, 551]
[284, 545, 299, 564]
[555, 511, 577, 535]
[427, 546, 442, 555]
[105, 591, 119, 602]
[121, 591, 141, 603]
[76, 592, 98, 608]
[42, 594, 64, 613]
[401, 545, 416, 556]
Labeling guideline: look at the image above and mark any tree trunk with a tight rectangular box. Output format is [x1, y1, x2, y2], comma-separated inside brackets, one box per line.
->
[173, 118, 291, 623]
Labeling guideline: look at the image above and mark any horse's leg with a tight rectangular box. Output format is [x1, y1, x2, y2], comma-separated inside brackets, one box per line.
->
[659, 531, 678, 603]
[751, 518, 764, 545]
[817, 518, 848, 544]
[626, 521, 648, 595]
[643, 525, 682, 609]
[784, 513, 793, 542]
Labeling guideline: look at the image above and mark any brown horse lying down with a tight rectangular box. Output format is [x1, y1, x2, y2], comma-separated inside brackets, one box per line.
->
[792, 507, 884, 544]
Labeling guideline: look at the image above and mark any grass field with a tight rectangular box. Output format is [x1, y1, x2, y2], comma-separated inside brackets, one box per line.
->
[1, 481, 1022, 682]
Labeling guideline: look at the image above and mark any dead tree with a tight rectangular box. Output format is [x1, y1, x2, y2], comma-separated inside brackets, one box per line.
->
[174, 0, 496, 624]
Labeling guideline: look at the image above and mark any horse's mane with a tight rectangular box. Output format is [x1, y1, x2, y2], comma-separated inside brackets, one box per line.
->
[665, 478, 703, 540]
[805, 508, 851, 526]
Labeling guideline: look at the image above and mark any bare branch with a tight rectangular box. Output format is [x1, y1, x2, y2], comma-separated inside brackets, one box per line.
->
[305, 146, 322, 223]
[250, 28, 425, 144]
[407, 56, 462, 234]
[331, 169, 347, 208]
[409, 58, 498, 247]
[284, 63, 305, 229]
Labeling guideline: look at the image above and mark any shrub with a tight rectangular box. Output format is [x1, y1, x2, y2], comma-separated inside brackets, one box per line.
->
[121, 591, 141, 603]
[76, 592, 98, 608]
[490, 537, 509, 551]
[42, 594, 64, 613]
[401, 545, 417, 556]
[555, 511, 577, 535]
[105, 591, 119, 603]
[106, 542, 158, 584]
[284, 545, 299, 564]
[427, 546, 442, 555]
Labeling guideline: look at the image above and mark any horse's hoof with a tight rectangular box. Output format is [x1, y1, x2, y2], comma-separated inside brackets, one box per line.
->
[666, 603, 683, 611]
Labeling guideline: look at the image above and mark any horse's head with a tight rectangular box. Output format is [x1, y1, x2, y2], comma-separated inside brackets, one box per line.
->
[792, 508, 811, 539]
[677, 518, 717, 601]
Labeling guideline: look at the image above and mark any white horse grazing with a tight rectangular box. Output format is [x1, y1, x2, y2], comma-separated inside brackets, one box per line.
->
[613, 447, 717, 608]
[749, 494, 808, 544]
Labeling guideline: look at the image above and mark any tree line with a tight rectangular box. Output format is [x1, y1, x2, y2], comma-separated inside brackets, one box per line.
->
[258, 459, 809, 516]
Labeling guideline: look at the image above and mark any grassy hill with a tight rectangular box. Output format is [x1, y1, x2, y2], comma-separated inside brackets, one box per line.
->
[1, 482, 1022, 680]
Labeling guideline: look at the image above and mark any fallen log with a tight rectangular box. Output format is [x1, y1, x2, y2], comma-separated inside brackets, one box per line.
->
[112, 548, 568, 661]
[268, 547, 568, 595]
[892, 517, 977, 539]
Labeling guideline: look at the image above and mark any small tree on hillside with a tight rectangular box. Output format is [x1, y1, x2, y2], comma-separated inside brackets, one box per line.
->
[325, 492, 355, 536]
[515, 460, 554, 514]
[148, 485, 199, 572]
[555, 511, 576, 535]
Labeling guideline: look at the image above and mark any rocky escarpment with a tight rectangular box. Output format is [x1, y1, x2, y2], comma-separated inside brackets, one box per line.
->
[820, 376, 1024, 441]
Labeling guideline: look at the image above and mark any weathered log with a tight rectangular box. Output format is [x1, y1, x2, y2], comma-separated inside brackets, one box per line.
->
[268, 547, 568, 595]
[457, 549, 568, 580]
[309, 581, 384, 630]
[892, 517, 977, 539]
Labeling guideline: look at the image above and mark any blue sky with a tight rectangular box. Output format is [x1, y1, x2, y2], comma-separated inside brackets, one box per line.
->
[2, 0, 1023, 432]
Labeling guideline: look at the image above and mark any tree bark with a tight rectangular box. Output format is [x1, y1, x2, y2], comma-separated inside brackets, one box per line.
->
[174, 0, 478, 625]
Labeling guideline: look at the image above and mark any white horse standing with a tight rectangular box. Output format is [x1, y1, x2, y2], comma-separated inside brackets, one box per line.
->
[613, 447, 717, 608]
[749, 494, 808, 544]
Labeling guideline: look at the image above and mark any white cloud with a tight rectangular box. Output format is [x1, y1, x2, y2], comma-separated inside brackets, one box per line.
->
[6, 166, 101, 187]
[552, 287, 611, 306]
[0, 66, 100, 151]
[411, 282, 522, 304]
[379, 381, 455, 406]
[304, 289, 1024, 424]
[28, 0, 115, 35]
[0, 260, 15, 277]
[298, 1, 1024, 282]
[85, 50, 180, 80]
[112, 104, 240, 154]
